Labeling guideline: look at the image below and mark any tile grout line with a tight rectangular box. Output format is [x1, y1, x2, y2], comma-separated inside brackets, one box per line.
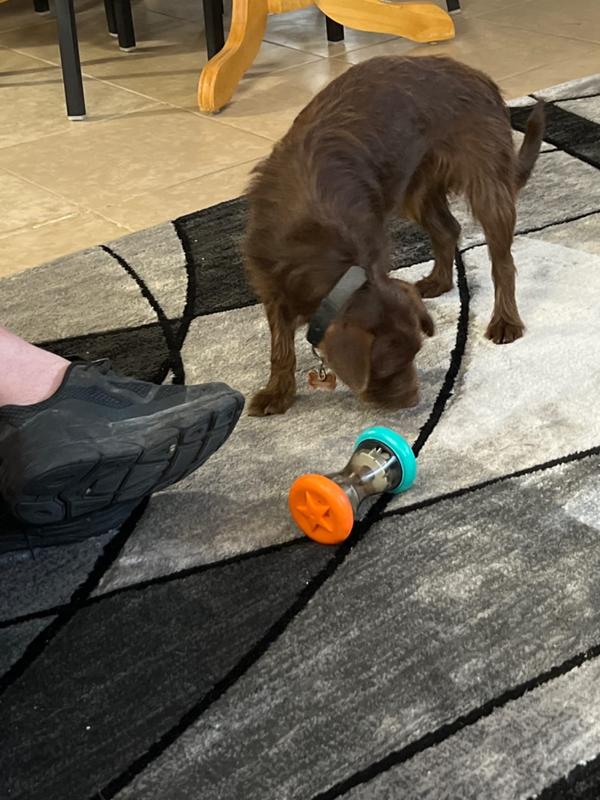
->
[499, 60, 600, 87]
[93, 155, 262, 211]
[4, 43, 172, 105]
[472, 15, 600, 49]
[0, 165, 135, 236]
[0, 153, 257, 238]
[262, 33, 397, 59]
[2, 37, 330, 138]
[0, 18, 55, 37]
[2, 57, 282, 145]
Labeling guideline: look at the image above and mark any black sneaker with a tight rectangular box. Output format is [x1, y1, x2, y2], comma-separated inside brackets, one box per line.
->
[0, 360, 244, 552]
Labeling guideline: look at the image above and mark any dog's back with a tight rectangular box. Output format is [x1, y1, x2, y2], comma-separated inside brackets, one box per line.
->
[246, 56, 542, 272]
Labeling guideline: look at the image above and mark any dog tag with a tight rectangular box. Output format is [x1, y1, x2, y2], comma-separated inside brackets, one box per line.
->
[308, 368, 337, 391]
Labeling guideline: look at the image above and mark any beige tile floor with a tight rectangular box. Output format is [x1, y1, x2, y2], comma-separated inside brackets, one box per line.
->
[1, 0, 600, 277]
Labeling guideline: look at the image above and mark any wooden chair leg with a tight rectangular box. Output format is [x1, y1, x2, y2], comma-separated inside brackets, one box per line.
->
[325, 15, 344, 41]
[315, 0, 454, 43]
[198, 0, 268, 113]
[33, 0, 50, 13]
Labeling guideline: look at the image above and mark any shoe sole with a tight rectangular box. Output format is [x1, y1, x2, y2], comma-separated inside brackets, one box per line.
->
[1, 389, 243, 553]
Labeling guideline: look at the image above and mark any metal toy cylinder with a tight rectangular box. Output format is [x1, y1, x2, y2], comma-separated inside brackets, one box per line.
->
[288, 427, 416, 545]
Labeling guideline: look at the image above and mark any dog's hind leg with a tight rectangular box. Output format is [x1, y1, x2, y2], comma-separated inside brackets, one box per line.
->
[470, 180, 524, 344]
[413, 190, 461, 298]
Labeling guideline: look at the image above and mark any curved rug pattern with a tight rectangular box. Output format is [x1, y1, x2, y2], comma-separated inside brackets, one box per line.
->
[3, 74, 600, 800]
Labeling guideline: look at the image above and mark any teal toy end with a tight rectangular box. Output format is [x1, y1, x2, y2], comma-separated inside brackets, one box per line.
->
[354, 426, 417, 494]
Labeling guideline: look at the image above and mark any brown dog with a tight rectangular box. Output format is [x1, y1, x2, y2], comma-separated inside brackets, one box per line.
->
[244, 55, 544, 416]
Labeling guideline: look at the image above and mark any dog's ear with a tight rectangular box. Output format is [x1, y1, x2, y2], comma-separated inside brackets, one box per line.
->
[395, 280, 435, 337]
[413, 294, 435, 337]
[321, 322, 374, 394]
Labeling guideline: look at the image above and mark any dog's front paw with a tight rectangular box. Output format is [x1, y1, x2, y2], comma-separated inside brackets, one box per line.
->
[416, 275, 453, 299]
[485, 318, 524, 344]
[248, 389, 295, 417]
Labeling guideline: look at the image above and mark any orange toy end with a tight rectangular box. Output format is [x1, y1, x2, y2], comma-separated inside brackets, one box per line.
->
[288, 474, 354, 545]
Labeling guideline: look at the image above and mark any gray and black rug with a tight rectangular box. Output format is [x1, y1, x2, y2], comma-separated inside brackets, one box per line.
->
[3, 73, 600, 800]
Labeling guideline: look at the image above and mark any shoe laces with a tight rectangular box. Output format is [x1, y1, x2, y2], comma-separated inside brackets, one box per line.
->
[73, 358, 112, 375]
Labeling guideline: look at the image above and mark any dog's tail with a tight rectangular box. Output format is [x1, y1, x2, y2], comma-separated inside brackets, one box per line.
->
[516, 100, 545, 189]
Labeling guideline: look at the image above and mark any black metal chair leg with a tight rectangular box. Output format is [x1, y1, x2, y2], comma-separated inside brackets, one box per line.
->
[33, 0, 50, 13]
[114, 0, 136, 51]
[104, 0, 118, 36]
[446, 0, 461, 12]
[204, 0, 225, 60]
[54, 0, 86, 119]
[325, 16, 344, 42]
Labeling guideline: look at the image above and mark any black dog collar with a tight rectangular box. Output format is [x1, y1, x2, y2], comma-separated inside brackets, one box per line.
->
[306, 266, 367, 347]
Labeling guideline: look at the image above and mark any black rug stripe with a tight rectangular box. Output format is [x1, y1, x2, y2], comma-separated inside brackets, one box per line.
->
[461, 207, 600, 255]
[0, 616, 57, 679]
[382, 444, 600, 522]
[7, 443, 600, 632]
[511, 104, 600, 170]
[0, 604, 66, 631]
[412, 248, 469, 456]
[5, 440, 600, 633]
[0, 538, 306, 630]
[1, 542, 334, 800]
[87, 536, 306, 605]
[100, 245, 185, 384]
[40, 321, 172, 384]
[312, 633, 600, 800]
[0, 498, 149, 697]
[171, 217, 198, 355]
[174, 199, 433, 320]
[535, 752, 600, 799]
[174, 199, 256, 319]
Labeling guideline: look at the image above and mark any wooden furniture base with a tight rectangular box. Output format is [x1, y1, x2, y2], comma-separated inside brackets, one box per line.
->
[198, 0, 455, 113]
[198, 0, 269, 114]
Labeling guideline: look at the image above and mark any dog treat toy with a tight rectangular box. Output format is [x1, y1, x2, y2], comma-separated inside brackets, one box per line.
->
[289, 426, 416, 544]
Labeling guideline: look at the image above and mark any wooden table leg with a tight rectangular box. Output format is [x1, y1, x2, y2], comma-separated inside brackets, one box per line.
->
[198, 0, 268, 113]
[316, 0, 454, 43]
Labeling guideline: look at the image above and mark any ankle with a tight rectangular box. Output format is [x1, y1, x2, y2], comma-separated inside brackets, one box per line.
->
[0, 330, 70, 407]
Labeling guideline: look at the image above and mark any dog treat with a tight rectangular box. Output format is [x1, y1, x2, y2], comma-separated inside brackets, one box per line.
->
[288, 426, 416, 544]
[307, 368, 337, 391]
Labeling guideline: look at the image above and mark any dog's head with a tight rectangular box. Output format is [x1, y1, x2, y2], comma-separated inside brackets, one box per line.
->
[320, 278, 434, 409]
